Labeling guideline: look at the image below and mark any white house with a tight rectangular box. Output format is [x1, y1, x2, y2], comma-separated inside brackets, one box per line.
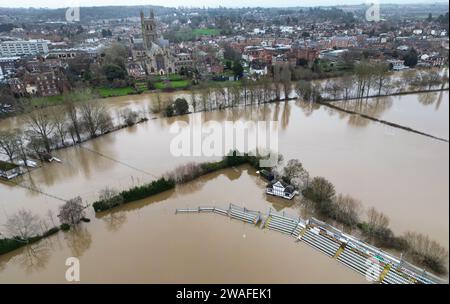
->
[249, 63, 268, 76]
[387, 59, 408, 71]
[266, 180, 297, 200]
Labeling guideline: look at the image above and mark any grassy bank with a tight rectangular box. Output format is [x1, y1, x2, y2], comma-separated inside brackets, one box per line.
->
[154, 80, 190, 90]
[98, 86, 136, 98]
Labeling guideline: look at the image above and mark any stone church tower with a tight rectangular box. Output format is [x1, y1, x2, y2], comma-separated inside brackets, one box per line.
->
[140, 10, 158, 51]
[136, 9, 175, 75]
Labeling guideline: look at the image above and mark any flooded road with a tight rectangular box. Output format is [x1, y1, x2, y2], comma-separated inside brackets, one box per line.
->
[0, 90, 448, 283]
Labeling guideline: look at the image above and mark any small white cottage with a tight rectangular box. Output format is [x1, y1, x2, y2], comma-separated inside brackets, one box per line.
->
[0, 161, 21, 180]
[266, 180, 297, 200]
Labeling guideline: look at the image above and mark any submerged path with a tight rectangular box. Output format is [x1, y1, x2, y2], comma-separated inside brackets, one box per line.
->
[3, 178, 68, 202]
[176, 204, 446, 284]
[319, 101, 449, 143]
[79, 145, 158, 178]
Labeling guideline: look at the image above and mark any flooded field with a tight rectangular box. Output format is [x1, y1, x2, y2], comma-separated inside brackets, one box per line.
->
[0, 166, 367, 283]
[0, 90, 448, 283]
[336, 90, 449, 139]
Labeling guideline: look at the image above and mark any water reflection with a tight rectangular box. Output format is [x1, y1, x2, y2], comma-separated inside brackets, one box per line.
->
[336, 97, 394, 127]
[11, 239, 52, 274]
[102, 211, 127, 232]
[296, 100, 318, 117]
[64, 225, 92, 257]
[266, 195, 297, 212]
[418, 92, 439, 106]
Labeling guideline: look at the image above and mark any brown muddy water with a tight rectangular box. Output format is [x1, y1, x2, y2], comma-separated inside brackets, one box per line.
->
[0, 90, 448, 283]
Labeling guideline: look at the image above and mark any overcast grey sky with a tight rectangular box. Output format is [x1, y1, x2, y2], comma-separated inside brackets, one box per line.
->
[0, 0, 443, 9]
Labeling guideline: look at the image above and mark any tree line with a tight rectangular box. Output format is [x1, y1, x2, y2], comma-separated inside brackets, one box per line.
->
[0, 89, 146, 165]
[275, 157, 448, 275]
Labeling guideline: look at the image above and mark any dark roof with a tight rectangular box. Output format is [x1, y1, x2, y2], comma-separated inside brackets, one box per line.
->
[0, 160, 18, 171]
[285, 185, 295, 194]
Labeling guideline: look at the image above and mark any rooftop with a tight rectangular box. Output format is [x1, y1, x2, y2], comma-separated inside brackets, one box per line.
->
[0, 160, 18, 171]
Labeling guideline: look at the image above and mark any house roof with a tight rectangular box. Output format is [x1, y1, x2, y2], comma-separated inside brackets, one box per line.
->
[0, 160, 18, 171]
[270, 180, 290, 188]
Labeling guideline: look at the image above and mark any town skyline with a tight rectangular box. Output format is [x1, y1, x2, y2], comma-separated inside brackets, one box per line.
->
[1, 0, 448, 9]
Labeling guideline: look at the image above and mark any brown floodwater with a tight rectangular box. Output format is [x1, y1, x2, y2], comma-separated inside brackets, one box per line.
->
[336, 90, 449, 139]
[0, 166, 367, 283]
[0, 90, 448, 283]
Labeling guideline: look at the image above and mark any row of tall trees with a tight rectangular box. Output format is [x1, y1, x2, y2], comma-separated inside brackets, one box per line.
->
[149, 65, 447, 117]
[322, 64, 448, 101]
[0, 90, 143, 164]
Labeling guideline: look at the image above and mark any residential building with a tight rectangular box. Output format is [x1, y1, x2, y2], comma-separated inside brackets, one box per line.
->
[0, 39, 49, 57]
[0, 161, 21, 180]
[266, 180, 297, 200]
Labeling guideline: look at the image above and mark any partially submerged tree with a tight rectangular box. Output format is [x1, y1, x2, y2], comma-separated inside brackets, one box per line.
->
[303, 176, 336, 203]
[331, 194, 362, 227]
[122, 109, 139, 126]
[25, 109, 55, 153]
[0, 129, 21, 162]
[80, 102, 111, 138]
[403, 232, 449, 275]
[3, 209, 41, 241]
[58, 196, 86, 226]
[173, 98, 189, 115]
[98, 187, 124, 208]
[282, 159, 309, 190]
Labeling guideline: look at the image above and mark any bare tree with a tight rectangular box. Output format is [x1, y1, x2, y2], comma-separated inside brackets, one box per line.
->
[324, 80, 342, 100]
[165, 162, 203, 184]
[51, 109, 68, 147]
[306, 177, 336, 202]
[190, 88, 197, 112]
[154, 92, 163, 113]
[366, 207, 390, 236]
[25, 130, 48, 160]
[373, 63, 390, 95]
[200, 88, 210, 112]
[64, 101, 82, 143]
[338, 75, 354, 100]
[58, 196, 87, 226]
[98, 187, 124, 208]
[403, 232, 448, 274]
[80, 102, 110, 138]
[332, 194, 362, 227]
[3, 209, 41, 241]
[122, 109, 138, 126]
[295, 80, 312, 101]
[230, 85, 241, 107]
[282, 159, 310, 189]
[25, 109, 55, 152]
[0, 129, 21, 162]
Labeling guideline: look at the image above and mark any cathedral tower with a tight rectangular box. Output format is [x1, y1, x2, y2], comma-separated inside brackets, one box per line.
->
[140, 10, 158, 50]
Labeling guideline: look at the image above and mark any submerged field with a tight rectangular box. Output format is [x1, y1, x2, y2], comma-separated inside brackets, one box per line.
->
[0, 91, 448, 283]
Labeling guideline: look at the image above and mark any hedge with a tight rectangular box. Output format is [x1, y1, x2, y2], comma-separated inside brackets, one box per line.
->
[0, 227, 60, 255]
[92, 177, 176, 212]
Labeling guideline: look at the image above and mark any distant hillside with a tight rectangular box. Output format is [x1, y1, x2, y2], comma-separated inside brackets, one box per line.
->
[0, 6, 176, 23]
